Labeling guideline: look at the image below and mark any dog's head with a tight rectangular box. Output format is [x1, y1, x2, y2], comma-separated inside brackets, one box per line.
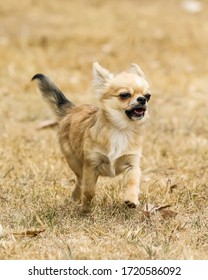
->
[93, 62, 151, 129]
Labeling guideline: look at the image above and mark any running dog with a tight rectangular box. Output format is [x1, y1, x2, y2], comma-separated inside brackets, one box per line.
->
[32, 63, 151, 211]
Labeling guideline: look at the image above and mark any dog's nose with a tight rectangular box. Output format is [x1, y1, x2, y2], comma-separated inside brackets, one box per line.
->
[137, 97, 146, 105]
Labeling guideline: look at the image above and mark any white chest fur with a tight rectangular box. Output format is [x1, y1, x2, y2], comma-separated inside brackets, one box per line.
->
[107, 129, 132, 161]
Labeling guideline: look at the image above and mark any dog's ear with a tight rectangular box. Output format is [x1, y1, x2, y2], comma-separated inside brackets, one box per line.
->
[127, 63, 145, 78]
[93, 62, 113, 94]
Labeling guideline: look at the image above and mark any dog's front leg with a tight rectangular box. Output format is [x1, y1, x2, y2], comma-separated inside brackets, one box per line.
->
[82, 163, 98, 212]
[123, 157, 141, 208]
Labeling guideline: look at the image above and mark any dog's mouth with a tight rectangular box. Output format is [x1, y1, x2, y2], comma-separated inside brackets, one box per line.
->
[125, 105, 146, 120]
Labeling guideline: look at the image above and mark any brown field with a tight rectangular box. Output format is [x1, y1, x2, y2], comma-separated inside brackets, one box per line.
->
[0, 0, 208, 260]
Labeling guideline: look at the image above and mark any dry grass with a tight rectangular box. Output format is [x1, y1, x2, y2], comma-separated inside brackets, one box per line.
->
[0, 0, 208, 260]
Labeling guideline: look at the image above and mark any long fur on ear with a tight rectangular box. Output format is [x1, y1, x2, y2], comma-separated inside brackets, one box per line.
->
[93, 62, 113, 94]
[127, 63, 145, 78]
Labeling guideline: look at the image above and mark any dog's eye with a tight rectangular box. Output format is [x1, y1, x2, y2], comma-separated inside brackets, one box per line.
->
[144, 93, 151, 101]
[119, 92, 131, 100]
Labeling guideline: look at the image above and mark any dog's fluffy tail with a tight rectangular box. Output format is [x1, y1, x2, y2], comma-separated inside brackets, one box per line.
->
[32, 74, 75, 120]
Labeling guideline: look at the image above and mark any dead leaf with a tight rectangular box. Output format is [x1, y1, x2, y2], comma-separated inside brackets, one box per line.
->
[142, 203, 177, 220]
[13, 229, 45, 238]
[156, 204, 171, 211]
[36, 119, 58, 130]
[156, 205, 177, 219]
[160, 209, 177, 219]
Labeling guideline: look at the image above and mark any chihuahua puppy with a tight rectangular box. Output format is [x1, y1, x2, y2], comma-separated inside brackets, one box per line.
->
[32, 63, 151, 211]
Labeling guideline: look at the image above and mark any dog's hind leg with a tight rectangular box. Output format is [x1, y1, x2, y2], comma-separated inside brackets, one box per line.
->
[81, 164, 98, 212]
[71, 176, 82, 202]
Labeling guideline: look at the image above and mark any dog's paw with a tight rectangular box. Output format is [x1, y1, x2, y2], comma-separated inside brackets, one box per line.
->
[125, 200, 138, 208]
[80, 205, 92, 215]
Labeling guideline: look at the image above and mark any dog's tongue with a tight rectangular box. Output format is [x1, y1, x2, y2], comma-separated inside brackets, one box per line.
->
[134, 108, 144, 115]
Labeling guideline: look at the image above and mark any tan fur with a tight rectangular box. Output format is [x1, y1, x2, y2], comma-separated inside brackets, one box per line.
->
[33, 63, 151, 211]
